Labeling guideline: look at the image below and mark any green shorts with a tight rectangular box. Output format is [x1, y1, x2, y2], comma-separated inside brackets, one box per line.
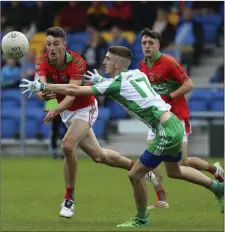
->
[147, 114, 184, 156]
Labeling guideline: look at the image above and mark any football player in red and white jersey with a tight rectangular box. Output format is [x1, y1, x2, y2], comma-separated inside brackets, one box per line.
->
[35, 27, 134, 218]
[139, 28, 224, 210]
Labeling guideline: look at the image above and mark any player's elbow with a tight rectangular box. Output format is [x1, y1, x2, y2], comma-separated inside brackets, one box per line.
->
[183, 78, 194, 92]
[187, 78, 194, 90]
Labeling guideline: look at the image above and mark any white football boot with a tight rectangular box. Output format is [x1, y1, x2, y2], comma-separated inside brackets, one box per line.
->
[59, 199, 75, 218]
[214, 162, 224, 182]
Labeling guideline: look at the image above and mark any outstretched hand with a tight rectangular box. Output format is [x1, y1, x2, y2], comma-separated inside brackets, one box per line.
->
[83, 69, 107, 85]
[19, 74, 45, 98]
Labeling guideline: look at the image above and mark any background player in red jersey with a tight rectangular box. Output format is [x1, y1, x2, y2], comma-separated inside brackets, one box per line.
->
[139, 28, 224, 210]
[34, 27, 134, 218]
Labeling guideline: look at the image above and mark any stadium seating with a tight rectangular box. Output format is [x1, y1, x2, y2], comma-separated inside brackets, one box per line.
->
[193, 13, 222, 44]
[1, 89, 21, 108]
[1, 108, 20, 138]
[92, 107, 111, 139]
[188, 98, 208, 112]
[92, 119, 106, 139]
[25, 96, 44, 108]
[25, 108, 45, 138]
[105, 99, 127, 120]
[67, 32, 90, 53]
[209, 89, 224, 112]
[188, 89, 211, 112]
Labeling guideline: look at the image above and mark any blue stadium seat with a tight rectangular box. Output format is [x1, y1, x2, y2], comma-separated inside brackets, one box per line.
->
[161, 50, 177, 58]
[203, 24, 219, 43]
[132, 34, 143, 60]
[67, 43, 87, 53]
[212, 89, 224, 99]
[209, 89, 224, 112]
[40, 123, 51, 138]
[22, 1, 36, 7]
[1, 117, 18, 138]
[2, 97, 20, 108]
[26, 95, 44, 108]
[1, 89, 21, 99]
[67, 32, 89, 53]
[71, 32, 89, 43]
[188, 99, 208, 112]
[1, 108, 20, 138]
[105, 99, 127, 120]
[201, 14, 222, 26]
[190, 89, 212, 101]
[26, 108, 45, 138]
[98, 107, 111, 122]
[209, 99, 224, 112]
[93, 119, 105, 138]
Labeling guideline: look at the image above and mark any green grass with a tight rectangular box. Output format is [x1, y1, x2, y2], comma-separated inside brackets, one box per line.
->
[1, 156, 224, 231]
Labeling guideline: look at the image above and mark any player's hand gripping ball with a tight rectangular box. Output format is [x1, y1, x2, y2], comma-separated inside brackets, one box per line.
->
[1, 31, 29, 59]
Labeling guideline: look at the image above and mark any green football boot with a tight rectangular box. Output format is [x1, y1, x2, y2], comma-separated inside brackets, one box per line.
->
[117, 214, 150, 228]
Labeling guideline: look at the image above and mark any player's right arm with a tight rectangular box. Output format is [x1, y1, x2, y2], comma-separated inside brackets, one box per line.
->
[165, 55, 194, 100]
[34, 57, 56, 101]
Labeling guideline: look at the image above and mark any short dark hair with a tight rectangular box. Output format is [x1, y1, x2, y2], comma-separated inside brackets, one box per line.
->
[108, 46, 132, 60]
[140, 28, 161, 42]
[46, 27, 66, 40]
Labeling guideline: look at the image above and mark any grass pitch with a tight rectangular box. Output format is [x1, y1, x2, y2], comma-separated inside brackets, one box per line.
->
[1, 156, 224, 231]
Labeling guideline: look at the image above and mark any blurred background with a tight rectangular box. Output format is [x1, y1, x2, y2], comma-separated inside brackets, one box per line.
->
[1, 1, 224, 158]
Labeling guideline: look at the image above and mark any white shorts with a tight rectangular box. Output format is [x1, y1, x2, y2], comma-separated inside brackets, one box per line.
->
[147, 119, 192, 143]
[60, 100, 98, 129]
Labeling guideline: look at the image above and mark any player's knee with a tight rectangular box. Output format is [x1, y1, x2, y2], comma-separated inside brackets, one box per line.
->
[61, 140, 74, 156]
[167, 171, 181, 179]
[180, 159, 189, 167]
[91, 149, 106, 163]
[128, 171, 140, 184]
[91, 155, 102, 163]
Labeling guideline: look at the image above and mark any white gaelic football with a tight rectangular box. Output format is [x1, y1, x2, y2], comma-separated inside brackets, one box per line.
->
[1, 31, 29, 59]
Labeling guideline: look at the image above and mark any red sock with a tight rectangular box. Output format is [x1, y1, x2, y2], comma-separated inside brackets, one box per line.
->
[129, 160, 134, 170]
[64, 187, 74, 200]
[207, 163, 217, 175]
[156, 189, 167, 202]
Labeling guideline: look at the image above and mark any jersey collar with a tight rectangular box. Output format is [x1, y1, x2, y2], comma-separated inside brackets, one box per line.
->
[144, 51, 161, 67]
[49, 51, 72, 70]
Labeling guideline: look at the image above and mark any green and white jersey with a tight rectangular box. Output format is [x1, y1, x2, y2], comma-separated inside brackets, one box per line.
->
[91, 69, 171, 130]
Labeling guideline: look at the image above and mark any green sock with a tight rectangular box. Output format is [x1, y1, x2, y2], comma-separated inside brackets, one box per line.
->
[208, 180, 223, 197]
[136, 208, 148, 219]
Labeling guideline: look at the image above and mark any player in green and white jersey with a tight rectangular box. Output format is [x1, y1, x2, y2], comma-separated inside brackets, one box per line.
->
[20, 46, 224, 227]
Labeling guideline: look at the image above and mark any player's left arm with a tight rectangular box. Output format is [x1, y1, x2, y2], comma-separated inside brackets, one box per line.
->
[168, 59, 194, 99]
[53, 80, 81, 113]
[53, 59, 88, 113]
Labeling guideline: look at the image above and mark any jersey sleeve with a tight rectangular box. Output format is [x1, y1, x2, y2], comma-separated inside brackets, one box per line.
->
[69, 58, 87, 81]
[168, 57, 189, 83]
[90, 79, 119, 96]
[35, 57, 48, 77]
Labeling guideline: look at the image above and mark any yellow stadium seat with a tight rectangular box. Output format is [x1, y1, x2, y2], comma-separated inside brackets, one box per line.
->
[29, 33, 46, 57]
[122, 31, 135, 44]
[168, 13, 180, 26]
[101, 32, 113, 42]
[101, 31, 135, 44]
[30, 32, 45, 42]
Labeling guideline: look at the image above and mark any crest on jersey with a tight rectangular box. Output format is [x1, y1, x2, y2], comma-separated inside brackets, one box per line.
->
[149, 72, 154, 82]
[78, 67, 84, 74]
[156, 74, 161, 78]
